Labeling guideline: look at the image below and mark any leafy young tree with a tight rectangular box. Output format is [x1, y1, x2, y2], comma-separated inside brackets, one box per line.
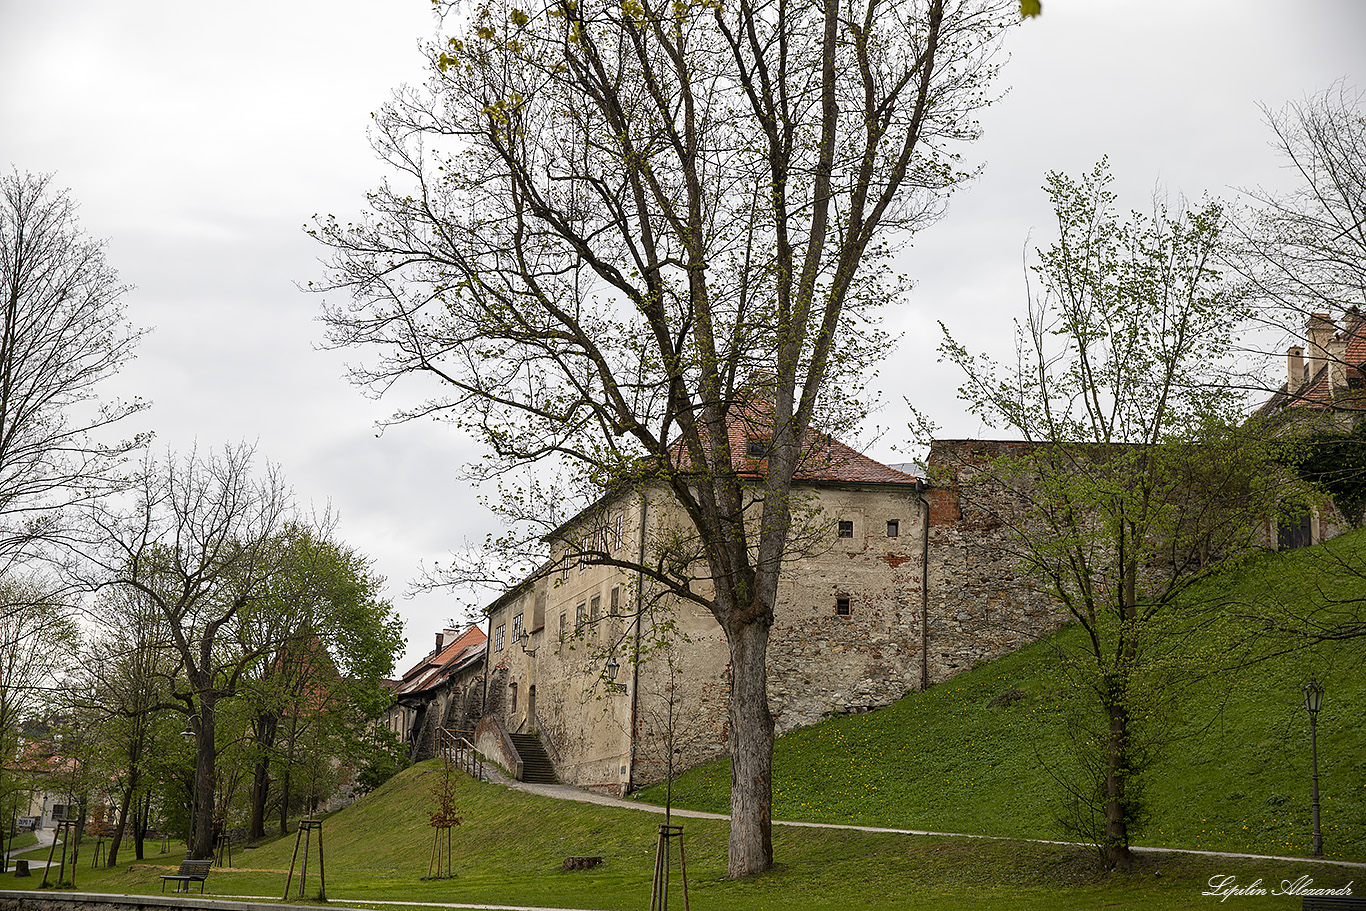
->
[0, 170, 147, 572]
[77, 586, 176, 868]
[315, 0, 1011, 876]
[0, 574, 77, 863]
[236, 530, 402, 839]
[939, 161, 1281, 870]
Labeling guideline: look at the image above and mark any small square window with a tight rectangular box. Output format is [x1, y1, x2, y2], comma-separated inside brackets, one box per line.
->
[746, 439, 767, 458]
[835, 597, 851, 616]
[887, 520, 899, 537]
[837, 520, 854, 538]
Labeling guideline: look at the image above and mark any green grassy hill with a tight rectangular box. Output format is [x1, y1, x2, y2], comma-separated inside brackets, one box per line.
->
[52, 759, 1356, 911]
[638, 530, 1366, 862]
[18, 532, 1365, 909]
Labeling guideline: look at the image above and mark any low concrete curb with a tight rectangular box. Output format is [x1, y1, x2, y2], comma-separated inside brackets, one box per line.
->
[0, 891, 328, 911]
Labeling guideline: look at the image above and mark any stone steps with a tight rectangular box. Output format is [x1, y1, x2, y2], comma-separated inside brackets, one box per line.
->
[509, 733, 557, 784]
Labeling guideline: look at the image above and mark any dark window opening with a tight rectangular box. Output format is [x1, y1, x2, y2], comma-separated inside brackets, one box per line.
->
[837, 520, 854, 538]
[1278, 506, 1313, 550]
[835, 596, 851, 616]
[746, 439, 767, 458]
[887, 519, 899, 537]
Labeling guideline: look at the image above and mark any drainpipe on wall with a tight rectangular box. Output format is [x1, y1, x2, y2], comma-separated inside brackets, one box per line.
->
[627, 488, 648, 793]
[481, 610, 494, 718]
[915, 478, 931, 691]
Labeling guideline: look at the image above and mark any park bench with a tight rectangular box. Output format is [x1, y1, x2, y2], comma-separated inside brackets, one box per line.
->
[160, 859, 212, 893]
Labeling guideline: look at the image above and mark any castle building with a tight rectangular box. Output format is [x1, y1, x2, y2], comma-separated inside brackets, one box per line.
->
[442, 422, 1071, 794]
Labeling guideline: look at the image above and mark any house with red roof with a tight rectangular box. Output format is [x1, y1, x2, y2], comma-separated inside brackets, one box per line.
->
[1255, 309, 1365, 546]
[383, 623, 487, 760]
[1261, 308, 1366, 429]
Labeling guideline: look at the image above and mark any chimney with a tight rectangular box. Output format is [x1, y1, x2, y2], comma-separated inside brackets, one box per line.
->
[1287, 346, 1305, 394]
[1306, 313, 1336, 386]
[1329, 336, 1349, 395]
[435, 632, 445, 654]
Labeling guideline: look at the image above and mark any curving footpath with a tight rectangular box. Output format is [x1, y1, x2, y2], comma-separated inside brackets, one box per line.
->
[491, 767, 1366, 871]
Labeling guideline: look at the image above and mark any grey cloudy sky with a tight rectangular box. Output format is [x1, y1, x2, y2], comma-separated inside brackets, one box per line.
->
[1, 0, 1362, 669]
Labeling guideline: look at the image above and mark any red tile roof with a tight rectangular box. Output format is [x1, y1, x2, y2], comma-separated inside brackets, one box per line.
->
[393, 624, 487, 698]
[1262, 308, 1366, 416]
[670, 398, 919, 486]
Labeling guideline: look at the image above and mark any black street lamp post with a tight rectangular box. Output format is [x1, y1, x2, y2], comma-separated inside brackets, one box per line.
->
[181, 718, 198, 859]
[1303, 678, 1324, 857]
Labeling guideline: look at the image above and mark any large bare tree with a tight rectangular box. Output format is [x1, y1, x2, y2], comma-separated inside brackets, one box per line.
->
[0, 170, 147, 573]
[1232, 81, 1366, 396]
[81, 445, 293, 859]
[315, 0, 1010, 875]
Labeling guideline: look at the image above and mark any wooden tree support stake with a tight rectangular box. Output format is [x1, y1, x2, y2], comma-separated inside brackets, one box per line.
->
[283, 818, 325, 901]
[649, 824, 689, 911]
[40, 819, 79, 889]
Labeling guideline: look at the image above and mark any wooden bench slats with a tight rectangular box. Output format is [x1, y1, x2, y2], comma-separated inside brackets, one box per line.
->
[161, 859, 212, 893]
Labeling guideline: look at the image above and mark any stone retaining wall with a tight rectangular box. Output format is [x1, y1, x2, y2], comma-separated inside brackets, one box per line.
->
[0, 891, 332, 911]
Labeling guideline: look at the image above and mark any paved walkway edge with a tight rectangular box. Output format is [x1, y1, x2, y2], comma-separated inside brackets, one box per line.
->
[494, 773, 1366, 870]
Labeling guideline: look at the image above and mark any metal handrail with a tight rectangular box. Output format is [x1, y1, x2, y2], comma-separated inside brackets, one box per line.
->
[437, 727, 484, 781]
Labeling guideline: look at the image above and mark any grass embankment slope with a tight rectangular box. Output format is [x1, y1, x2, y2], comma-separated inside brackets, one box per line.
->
[44, 763, 1357, 911]
[639, 529, 1366, 862]
[18, 533, 1365, 910]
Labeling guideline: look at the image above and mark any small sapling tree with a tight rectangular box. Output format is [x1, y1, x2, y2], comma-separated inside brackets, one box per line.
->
[940, 160, 1283, 870]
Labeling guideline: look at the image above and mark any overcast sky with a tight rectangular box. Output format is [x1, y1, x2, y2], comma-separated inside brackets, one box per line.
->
[1, 0, 1362, 670]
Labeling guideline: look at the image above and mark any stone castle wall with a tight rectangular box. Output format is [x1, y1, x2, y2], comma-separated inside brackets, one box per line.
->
[478, 468, 1068, 793]
[923, 439, 1069, 683]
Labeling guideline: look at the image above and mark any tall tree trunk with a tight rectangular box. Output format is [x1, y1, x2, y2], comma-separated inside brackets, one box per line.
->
[192, 700, 217, 860]
[725, 618, 774, 878]
[249, 755, 272, 841]
[107, 721, 144, 868]
[106, 778, 134, 868]
[133, 790, 151, 860]
[278, 713, 298, 837]
[248, 710, 278, 840]
[1103, 685, 1133, 871]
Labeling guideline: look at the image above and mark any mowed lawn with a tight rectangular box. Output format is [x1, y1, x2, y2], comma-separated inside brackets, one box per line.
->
[638, 531, 1366, 863]
[10, 532, 1366, 909]
[14, 764, 1360, 911]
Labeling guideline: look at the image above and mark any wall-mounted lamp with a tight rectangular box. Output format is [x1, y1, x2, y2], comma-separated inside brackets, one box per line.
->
[519, 629, 537, 658]
[605, 656, 627, 694]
